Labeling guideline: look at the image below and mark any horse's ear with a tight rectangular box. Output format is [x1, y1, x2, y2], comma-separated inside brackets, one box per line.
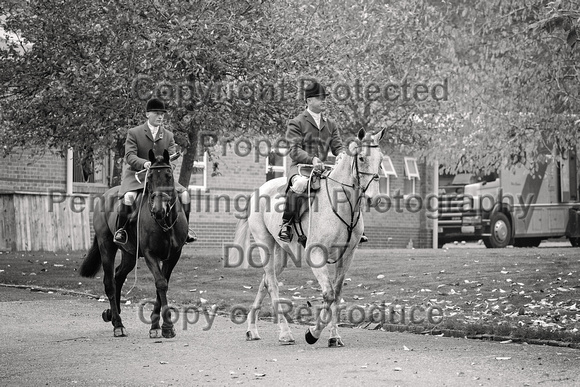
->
[375, 129, 386, 142]
[357, 128, 365, 141]
[148, 149, 156, 163]
[163, 149, 170, 164]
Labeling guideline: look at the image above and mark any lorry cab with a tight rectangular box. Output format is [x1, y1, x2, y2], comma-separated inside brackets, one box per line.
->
[438, 148, 580, 248]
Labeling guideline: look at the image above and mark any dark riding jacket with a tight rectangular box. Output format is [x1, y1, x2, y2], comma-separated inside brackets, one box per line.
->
[287, 110, 345, 177]
[118, 123, 184, 196]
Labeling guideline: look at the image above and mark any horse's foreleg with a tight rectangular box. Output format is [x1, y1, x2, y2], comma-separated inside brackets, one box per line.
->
[327, 275, 346, 348]
[246, 274, 268, 341]
[306, 252, 335, 345]
[114, 251, 137, 314]
[327, 251, 355, 348]
[159, 253, 180, 338]
[143, 253, 172, 339]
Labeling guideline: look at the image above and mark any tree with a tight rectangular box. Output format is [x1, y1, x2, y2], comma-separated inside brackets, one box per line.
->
[0, 0, 303, 186]
[3, 0, 578, 181]
[413, 0, 580, 174]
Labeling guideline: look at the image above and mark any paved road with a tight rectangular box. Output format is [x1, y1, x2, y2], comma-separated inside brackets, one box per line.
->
[0, 286, 578, 386]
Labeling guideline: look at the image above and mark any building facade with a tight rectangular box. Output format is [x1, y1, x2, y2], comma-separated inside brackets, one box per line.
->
[0, 138, 435, 251]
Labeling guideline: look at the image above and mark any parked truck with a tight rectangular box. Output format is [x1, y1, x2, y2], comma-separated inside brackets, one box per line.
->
[437, 149, 580, 248]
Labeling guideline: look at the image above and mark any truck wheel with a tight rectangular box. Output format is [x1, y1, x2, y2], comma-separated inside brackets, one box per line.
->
[484, 213, 511, 248]
[570, 237, 580, 247]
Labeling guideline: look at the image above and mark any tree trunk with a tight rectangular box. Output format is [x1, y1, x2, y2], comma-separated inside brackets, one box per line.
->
[178, 124, 198, 188]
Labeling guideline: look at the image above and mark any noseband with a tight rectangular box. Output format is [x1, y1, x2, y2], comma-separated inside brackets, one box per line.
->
[352, 143, 380, 193]
[325, 143, 380, 193]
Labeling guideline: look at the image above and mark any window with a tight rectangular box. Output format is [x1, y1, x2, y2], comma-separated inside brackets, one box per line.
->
[404, 157, 420, 195]
[188, 152, 208, 190]
[379, 155, 397, 195]
[266, 147, 287, 181]
[72, 149, 109, 185]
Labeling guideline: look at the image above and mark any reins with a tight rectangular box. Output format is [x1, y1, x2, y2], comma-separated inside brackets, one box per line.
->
[125, 161, 179, 296]
[299, 144, 380, 264]
[142, 164, 180, 232]
[124, 166, 149, 296]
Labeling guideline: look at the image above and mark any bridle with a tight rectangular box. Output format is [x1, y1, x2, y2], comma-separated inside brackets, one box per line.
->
[323, 142, 381, 262]
[146, 164, 180, 232]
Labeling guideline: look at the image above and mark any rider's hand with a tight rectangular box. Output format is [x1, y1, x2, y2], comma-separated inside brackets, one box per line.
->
[312, 157, 324, 171]
[144, 161, 152, 169]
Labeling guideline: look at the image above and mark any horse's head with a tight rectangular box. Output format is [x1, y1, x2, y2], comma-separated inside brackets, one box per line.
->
[349, 128, 385, 203]
[146, 149, 176, 220]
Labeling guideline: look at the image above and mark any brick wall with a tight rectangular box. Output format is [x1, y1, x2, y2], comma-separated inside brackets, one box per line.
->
[363, 146, 435, 249]
[176, 143, 434, 250]
[1, 142, 435, 251]
[0, 149, 67, 192]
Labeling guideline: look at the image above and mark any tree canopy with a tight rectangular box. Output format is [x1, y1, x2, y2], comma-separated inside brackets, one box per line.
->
[1, 0, 579, 180]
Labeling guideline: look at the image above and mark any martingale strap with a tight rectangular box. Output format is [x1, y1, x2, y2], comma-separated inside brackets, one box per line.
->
[324, 147, 379, 264]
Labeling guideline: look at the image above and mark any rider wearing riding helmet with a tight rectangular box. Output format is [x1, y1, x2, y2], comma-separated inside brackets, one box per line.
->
[279, 81, 368, 243]
[114, 98, 196, 245]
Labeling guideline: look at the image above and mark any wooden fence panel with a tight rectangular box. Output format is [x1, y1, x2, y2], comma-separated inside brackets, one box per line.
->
[2, 193, 92, 251]
[0, 194, 16, 250]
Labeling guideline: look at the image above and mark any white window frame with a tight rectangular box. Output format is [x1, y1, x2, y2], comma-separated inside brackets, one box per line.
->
[266, 147, 287, 177]
[68, 148, 110, 194]
[404, 157, 420, 195]
[188, 151, 209, 190]
[379, 155, 397, 195]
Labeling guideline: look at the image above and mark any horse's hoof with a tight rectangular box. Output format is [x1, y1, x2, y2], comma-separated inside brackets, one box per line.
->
[328, 337, 345, 347]
[305, 328, 319, 345]
[162, 327, 176, 339]
[278, 338, 296, 346]
[102, 309, 112, 322]
[149, 329, 162, 339]
[113, 327, 127, 337]
[279, 331, 295, 345]
[246, 331, 261, 341]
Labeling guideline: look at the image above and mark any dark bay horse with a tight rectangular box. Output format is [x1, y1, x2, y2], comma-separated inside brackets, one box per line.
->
[80, 149, 188, 338]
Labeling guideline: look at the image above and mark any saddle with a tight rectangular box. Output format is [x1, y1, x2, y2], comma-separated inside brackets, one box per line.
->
[282, 169, 326, 247]
[278, 168, 324, 196]
[117, 192, 143, 224]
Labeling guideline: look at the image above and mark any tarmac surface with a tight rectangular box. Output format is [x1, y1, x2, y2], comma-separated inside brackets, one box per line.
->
[1, 286, 579, 386]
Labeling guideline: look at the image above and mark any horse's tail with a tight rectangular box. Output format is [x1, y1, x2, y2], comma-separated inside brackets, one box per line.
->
[79, 236, 102, 278]
[230, 209, 251, 269]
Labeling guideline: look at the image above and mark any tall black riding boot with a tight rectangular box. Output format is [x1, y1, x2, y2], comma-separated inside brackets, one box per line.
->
[181, 202, 197, 243]
[114, 202, 132, 245]
[278, 190, 298, 242]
